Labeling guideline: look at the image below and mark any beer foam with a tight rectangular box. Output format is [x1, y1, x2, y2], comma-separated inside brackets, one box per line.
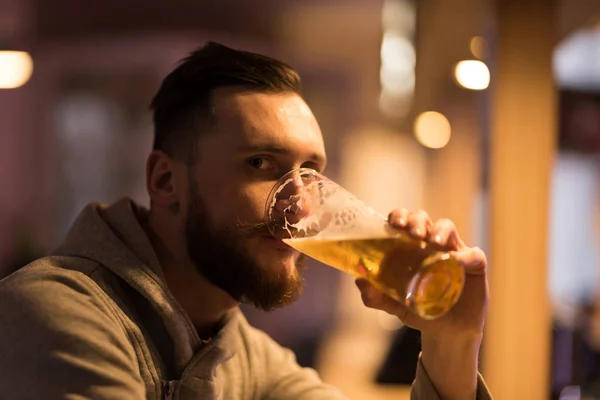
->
[269, 174, 390, 240]
[268, 176, 322, 237]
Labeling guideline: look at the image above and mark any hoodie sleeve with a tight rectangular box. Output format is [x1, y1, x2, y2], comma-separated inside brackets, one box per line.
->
[242, 324, 348, 400]
[0, 265, 146, 400]
[245, 321, 493, 400]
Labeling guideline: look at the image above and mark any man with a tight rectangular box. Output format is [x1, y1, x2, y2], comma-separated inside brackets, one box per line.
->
[0, 42, 491, 399]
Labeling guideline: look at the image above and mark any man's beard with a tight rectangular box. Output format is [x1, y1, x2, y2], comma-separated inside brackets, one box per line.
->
[185, 181, 306, 311]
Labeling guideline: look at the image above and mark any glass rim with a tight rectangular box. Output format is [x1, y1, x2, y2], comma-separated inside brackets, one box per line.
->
[264, 167, 329, 222]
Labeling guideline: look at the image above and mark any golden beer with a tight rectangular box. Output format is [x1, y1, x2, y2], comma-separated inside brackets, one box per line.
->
[284, 235, 465, 319]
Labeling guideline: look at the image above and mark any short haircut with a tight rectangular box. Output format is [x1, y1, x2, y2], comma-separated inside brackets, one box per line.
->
[150, 41, 302, 163]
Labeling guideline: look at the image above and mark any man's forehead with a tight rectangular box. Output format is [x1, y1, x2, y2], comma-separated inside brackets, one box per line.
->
[209, 89, 325, 150]
[211, 88, 309, 120]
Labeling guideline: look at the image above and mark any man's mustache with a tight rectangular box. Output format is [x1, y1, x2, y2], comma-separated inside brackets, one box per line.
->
[235, 218, 281, 237]
[235, 217, 308, 266]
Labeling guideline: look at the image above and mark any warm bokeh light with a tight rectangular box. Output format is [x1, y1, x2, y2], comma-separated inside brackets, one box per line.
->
[380, 33, 415, 86]
[454, 60, 490, 90]
[379, 0, 416, 119]
[0, 51, 34, 89]
[414, 111, 451, 149]
[378, 90, 412, 120]
[470, 36, 488, 59]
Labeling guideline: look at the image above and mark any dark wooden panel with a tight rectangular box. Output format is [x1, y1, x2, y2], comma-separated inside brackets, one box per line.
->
[560, 90, 600, 154]
[36, 0, 282, 40]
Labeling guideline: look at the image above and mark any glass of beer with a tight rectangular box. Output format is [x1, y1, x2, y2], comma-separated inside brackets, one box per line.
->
[266, 168, 465, 320]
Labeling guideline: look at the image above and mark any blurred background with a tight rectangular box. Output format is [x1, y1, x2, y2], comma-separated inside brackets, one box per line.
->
[1, 0, 599, 398]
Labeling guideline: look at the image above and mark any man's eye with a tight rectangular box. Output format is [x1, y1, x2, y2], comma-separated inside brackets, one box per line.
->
[247, 157, 274, 170]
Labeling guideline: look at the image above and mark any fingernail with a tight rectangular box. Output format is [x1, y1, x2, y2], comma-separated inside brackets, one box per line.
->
[434, 234, 442, 244]
[413, 227, 423, 237]
[392, 216, 405, 226]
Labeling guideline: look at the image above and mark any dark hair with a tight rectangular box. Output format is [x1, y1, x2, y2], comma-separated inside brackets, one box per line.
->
[150, 41, 302, 164]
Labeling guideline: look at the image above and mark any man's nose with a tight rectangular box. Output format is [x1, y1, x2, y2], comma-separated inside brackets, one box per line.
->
[272, 171, 315, 225]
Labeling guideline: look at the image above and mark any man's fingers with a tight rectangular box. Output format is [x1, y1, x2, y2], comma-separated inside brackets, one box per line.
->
[389, 209, 433, 241]
[389, 208, 410, 228]
[450, 246, 487, 275]
[430, 218, 458, 250]
[406, 210, 432, 240]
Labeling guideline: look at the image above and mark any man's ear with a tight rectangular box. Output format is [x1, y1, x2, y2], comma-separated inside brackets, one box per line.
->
[146, 150, 186, 213]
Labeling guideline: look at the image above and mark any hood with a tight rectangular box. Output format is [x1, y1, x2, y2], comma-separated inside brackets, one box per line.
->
[52, 198, 238, 374]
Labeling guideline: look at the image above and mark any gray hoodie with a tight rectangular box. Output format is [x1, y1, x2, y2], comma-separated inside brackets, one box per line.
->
[0, 199, 490, 399]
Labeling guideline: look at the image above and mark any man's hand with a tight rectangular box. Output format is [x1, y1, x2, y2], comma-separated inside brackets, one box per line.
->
[355, 208, 488, 400]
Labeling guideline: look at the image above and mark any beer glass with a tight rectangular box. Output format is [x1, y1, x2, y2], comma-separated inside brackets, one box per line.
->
[266, 168, 465, 320]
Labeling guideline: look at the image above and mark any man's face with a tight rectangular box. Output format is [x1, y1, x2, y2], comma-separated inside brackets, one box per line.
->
[184, 89, 327, 311]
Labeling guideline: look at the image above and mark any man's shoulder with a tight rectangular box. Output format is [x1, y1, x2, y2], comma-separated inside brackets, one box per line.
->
[0, 256, 145, 399]
[0, 255, 108, 310]
[0, 255, 128, 344]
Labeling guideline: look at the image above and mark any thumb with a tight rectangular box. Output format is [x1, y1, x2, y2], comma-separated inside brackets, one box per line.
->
[355, 279, 407, 317]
